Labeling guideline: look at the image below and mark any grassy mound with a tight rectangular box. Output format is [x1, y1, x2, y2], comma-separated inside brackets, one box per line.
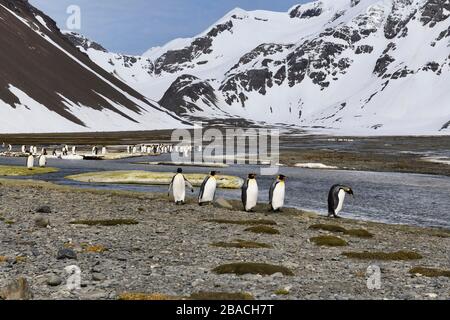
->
[118, 293, 180, 300]
[213, 262, 294, 276]
[343, 250, 422, 260]
[244, 225, 280, 235]
[211, 240, 273, 249]
[70, 219, 138, 226]
[206, 219, 276, 226]
[0, 165, 58, 176]
[409, 267, 450, 278]
[66, 171, 243, 189]
[189, 292, 254, 300]
[274, 289, 290, 295]
[345, 229, 373, 238]
[309, 224, 346, 233]
[309, 223, 374, 238]
[310, 235, 348, 246]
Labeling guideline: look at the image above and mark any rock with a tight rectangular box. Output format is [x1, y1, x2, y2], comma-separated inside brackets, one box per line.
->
[35, 217, 50, 228]
[36, 206, 52, 214]
[56, 248, 77, 260]
[92, 273, 106, 281]
[191, 278, 204, 287]
[214, 198, 233, 210]
[0, 278, 33, 300]
[46, 275, 63, 287]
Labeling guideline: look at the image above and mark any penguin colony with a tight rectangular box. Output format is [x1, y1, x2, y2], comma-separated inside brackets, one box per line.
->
[169, 168, 354, 217]
[0, 143, 353, 217]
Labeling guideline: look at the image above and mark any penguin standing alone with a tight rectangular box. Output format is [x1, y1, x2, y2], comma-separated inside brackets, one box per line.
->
[198, 171, 218, 206]
[168, 168, 194, 205]
[242, 173, 258, 212]
[328, 184, 354, 218]
[269, 175, 286, 212]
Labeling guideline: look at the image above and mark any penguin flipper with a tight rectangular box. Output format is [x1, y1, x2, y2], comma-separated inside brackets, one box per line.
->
[269, 180, 278, 205]
[198, 176, 209, 201]
[241, 179, 248, 209]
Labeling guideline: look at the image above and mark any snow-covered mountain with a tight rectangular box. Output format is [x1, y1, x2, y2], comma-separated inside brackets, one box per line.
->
[70, 0, 450, 135]
[0, 0, 187, 133]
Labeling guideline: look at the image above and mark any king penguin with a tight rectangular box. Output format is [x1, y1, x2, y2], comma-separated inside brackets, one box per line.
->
[269, 175, 286, 212]
[26, 154, 34, 170]
[198, 171, 218, 206]
[38, 154, 47, 168]
[242, 173, 258, 212]
[327, 184, 354, 218]
[168, 168, 194, 205]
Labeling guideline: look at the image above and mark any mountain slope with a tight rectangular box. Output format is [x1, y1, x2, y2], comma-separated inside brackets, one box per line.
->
[68, 0, 450, 135]
[0, 0, 186, 133]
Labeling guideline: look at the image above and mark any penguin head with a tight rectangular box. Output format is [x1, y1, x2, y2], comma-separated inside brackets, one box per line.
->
[248, 173, 257, 179]
[342, 186, 354, 196]
[210, 171, 219, 176]
[177, 168, 183, 173]
[278, 175, 286, 181]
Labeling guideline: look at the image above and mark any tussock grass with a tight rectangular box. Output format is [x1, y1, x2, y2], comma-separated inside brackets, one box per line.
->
[206, 219, 277, 226]
[189, 292, 254, 300]
[309, 223, 373, 238]
[409, 267, 450, 278]
[244, 225, 280, 234]
[274, 289, 290, 295]
[310, 235, 348, 247]
[213, 263, 294, 276]
[342, 250, 422, 260]
[66, 171, 243, 189]
[118, 293, 180, 300]
[0, 165, 58, 176]
[70, 219, 138, 226]
[211, 240, 273, 249]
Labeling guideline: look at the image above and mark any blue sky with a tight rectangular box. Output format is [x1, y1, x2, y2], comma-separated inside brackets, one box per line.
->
[30, 0, 308, 55]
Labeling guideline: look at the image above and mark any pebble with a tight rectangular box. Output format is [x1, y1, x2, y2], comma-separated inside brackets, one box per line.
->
[46, 275, 63, 287]
[56, 248, 77, 260]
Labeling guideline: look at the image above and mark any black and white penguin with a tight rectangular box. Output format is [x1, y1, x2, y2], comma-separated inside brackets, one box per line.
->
[242, 173, 258, 212]
[327, 184, 354, 218]
[198, 171, 218, 206]
[168, 168, 194, 205]
[26, 154, 34, 170]
[38, 154, 47, 168]
[269, 175, 286, 212]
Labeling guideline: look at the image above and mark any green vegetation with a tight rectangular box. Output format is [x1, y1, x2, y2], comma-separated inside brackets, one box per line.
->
[211, 240, 273, 249]
[342, 250, 422, 260]
[117, 293, 180, 300]
[70, 219, 138, 226]
[244, 225, 280, 235]
[213, 263, 294, 276]
[0, 165, 58, 176]
[206, 219, 277, 226]
[309, 224, 346, 233]
[309, 223, 374, 238]
[409, 267, 450, 278]
[310, 235, 348, 247]
[274, 289, 290, 295]
[189, 292, 254, 300]
[66, 171, 243, 189]
[345, 229, 373, 238]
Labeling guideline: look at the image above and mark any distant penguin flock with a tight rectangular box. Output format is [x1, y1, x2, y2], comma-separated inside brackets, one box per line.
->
[168, 168, 354, 217]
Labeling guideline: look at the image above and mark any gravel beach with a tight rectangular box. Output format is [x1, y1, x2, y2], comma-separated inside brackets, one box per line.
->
[0, 179, 449, 300]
